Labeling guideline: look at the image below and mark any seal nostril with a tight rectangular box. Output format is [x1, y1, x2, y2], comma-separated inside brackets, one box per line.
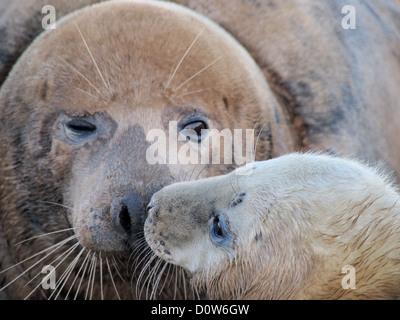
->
[119, 204, 132, 236]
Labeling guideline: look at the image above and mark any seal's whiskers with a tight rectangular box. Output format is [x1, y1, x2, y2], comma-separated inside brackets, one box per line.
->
[0, 234, 77, 293]
[174, 88, 210, 98]
[24, 240, 79, 289]
[144, 258, 162, 299]
[14, 227, 75, 246]
[172, 56, 222, 93]
[164, 29, 203, 93]
[106, 257, 121, 300]
[111, 256, 125, 283]
[45, 243, 83, 300]
[65, 248, 90, 300]
[135, 254, 157, 299]
[149, 260, 168, 300]
[57, 57, 104, 99]
[99, 252, 104, 300]
[73, 249, 92, 300]
[84, 252, 97, 300]
[75, 23, 110, 93]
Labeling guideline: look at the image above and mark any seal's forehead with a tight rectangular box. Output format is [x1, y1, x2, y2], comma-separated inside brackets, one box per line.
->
[23, 0, 261, 86]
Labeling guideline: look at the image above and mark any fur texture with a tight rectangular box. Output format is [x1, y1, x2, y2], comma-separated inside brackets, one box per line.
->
[0, 0, 399, 300]
[0, 0, 284, 299]
[146, 153, 400, 299]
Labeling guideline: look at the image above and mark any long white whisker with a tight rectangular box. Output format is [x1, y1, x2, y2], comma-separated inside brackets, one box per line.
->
[15, 228, 76, 246]
[111, 256, 125, 283]
[62, 246, 87, 300]
[1, 235, 76, 274]
[106, 257, 121, 300]
[0, 235, 76, 292]
[75, 23, 110, 92]
[57, 57, 104, 97]
[157, 263, 173, 297]
[193, 282, 201, 300]
[174, 88, 210, 98]
[173, 56, 222, 93]
[71, 86, 102, 101]
[73, 250, 92, 300]
[99, 252, 103, 300]
[150, 262, 168, 300]
[24, 242, 80, 300]
[138, 254, 158, 299]
[129, 241, 151, 275]
[132, 248, 153, 281]
[135, 254, 157, 299]
[24, 239, 78, 287]
[145, 259, 162, 299]
[174, 266, 178, 300]
[52, 245, 85, 300]
[164, 29, 203, 92]
[181, 268, 187, 300]
[37, 201, 72, 210]
[128, 237, 148, 269]
[89, 253, 97, 300]
[84, 252, 96, 300]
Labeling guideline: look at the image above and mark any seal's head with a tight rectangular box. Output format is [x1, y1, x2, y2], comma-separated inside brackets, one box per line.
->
[0, 1, 291, 299]
[145, 153, 400, 299]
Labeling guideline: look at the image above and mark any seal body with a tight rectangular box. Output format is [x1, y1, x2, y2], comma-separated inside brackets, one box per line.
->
[1, 0, 400, 177]
[145, 153, 400, 299]
[1, 0, 400, 300]
[0, 0, 284, 299]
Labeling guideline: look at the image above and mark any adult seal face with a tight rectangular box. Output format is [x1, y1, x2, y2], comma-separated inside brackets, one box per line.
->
[0, 1, 289, 299]
[145, 153, 400, 299]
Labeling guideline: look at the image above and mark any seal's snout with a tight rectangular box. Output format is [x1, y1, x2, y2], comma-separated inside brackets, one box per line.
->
[146, 197, 159, 219]
[111, 191, 148, 240]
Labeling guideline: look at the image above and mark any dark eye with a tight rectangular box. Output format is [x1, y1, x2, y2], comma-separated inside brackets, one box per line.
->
[185, 121, 206, 136]
[210, 214, 232, 247]
[181, 120, 208, 142]
[66, 119, 97, 133]
[64, 118, 97, 144]
[215, 218, 223, 236]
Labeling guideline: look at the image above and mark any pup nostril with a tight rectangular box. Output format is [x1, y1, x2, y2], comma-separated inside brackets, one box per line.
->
[119, 203, 132, 235]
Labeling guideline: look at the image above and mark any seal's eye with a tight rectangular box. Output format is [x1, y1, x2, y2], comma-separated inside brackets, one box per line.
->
[182, 121, 208, 142]
[210, 214, 232, 247]
[179, 116, 209, 143]
[66, 119, 97, 134]
[184, 121, 207, 138]
[64, 119, 97, 143]
[215, 218, 223, 237]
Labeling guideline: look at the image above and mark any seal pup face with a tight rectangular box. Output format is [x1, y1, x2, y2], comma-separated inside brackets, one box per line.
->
[145, 153, 400, 299]
[0, 1, 290, 299]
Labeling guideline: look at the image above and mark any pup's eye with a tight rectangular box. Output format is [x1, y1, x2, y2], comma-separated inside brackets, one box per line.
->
[210, 214, 232, 247]
[214, 216, 223, 237]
